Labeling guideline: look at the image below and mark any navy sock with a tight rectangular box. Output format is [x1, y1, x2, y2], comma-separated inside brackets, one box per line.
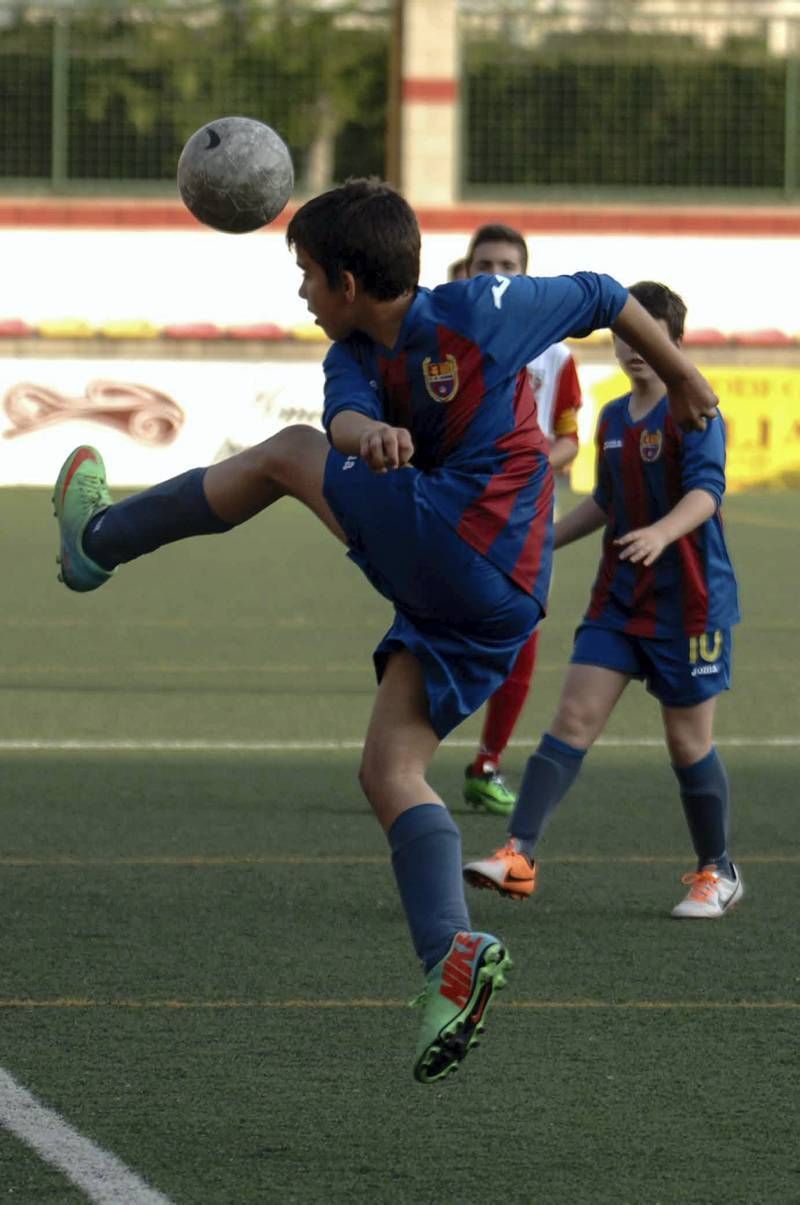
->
[673, 747, 732, 876]
[388, 803, 471, 973]
[83, 467, 232, 570]
[509, 732, 587, 858]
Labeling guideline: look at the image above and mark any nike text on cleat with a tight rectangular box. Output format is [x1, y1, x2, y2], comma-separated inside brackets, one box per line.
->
[671, 863, 744, 919]
[462, 841, 536, 901]
[412, 931, 512, 1084]
[463, 762, 516, 816]
[53, 446, 116, 593]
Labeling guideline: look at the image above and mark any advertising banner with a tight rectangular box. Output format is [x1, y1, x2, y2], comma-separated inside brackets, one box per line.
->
[570, 364, 800, 494]
[0, 359, 326, 486]
[2, 356, 800, 492]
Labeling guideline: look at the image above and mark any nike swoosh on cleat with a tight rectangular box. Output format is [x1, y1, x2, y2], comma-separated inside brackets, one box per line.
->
[60, 448, 97, 505]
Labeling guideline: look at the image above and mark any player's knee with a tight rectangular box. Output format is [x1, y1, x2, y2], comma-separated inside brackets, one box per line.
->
[358, 752, 383, 806]
[359, 753, 418, 815]
[357, 757, 371, 801]
[256, 424, 325, 485]
[553, 696, 599, 747]
[665, 730, 711, 767]
[358, 759, 398, 830]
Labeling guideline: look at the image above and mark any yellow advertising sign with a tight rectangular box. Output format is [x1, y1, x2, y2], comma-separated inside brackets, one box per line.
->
[571, 365, 800, 494]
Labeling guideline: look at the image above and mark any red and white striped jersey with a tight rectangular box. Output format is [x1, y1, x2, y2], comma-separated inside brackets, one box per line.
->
[527, 341, 582, 445]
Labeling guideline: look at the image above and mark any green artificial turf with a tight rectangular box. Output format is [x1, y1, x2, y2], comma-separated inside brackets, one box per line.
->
[0, 486, 797, 1203]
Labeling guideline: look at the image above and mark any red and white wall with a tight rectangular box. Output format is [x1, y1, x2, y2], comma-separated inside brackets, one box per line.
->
[1, 202, 799, 336]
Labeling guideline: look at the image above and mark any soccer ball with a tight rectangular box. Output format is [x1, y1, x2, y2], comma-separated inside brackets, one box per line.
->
[177, 116, 294, 234]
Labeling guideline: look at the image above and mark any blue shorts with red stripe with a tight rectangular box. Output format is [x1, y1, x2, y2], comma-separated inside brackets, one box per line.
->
[571, 622, 733, 707]
[324, 450, 543, 738]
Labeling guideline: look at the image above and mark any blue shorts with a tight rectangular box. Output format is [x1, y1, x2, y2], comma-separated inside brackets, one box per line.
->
[571, 623, 733, 707]
[324, 451, 543, 738]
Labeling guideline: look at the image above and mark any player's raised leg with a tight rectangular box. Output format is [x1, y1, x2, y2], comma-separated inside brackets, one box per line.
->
[53, 426, 346, 592]
[464, 661, 628, 899]
[664, 697, 744, 918]
[359, 649, 512, 1083]
[201, 427, 345, 538]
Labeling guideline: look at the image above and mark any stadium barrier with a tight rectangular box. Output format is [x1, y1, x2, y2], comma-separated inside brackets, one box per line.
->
[0, 359, 326, 487]
[2, 355, 800, 492]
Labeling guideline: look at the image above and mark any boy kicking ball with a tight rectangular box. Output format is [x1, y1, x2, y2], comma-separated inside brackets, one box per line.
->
[53, 186, 720, 1082]
[465, 281, 743, 919]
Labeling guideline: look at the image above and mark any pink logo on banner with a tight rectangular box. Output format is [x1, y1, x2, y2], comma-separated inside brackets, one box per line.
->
[3, 380, 185, 445]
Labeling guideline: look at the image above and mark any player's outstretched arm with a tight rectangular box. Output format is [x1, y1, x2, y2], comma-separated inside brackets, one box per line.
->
[329, 409, 414, 473]
[554, 497, 606, 550]
[611, 296, 717, 432]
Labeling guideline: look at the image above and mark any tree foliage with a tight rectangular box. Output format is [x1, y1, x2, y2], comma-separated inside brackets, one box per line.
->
[0, 0, 389, 188]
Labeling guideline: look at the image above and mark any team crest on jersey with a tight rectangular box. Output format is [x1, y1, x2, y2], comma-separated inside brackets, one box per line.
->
[640, 429, 663, 462]
[422, 354, 459, 403]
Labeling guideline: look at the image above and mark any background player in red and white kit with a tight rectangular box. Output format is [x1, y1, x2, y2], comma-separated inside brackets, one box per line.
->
[461, 223, 584, 816]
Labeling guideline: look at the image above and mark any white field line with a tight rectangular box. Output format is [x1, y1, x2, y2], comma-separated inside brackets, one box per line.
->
[0, 1067, 172, 1205]
[0, 735, 798, 752]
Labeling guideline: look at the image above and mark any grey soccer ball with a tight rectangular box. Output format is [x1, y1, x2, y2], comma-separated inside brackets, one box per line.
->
[177, 116, 294, 233]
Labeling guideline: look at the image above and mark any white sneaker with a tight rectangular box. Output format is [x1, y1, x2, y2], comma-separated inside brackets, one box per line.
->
[671, 863, 744, 919]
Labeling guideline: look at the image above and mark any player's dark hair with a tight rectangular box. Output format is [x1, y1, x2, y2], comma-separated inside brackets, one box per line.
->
[465, 223, 529, 273]
[628, 280, 687, 342]
[447, 257, 468, 281]
[287, 177, 420, 300]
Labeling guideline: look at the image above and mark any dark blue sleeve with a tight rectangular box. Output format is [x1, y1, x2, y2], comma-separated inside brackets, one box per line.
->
[681, 410, 727, 507]
[322, 341, 382, 437]
[440, 272, 628, 372]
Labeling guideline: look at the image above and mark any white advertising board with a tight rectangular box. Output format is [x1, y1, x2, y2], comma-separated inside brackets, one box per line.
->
[0, 358, 326, 486]
[5, 354, 800, 493]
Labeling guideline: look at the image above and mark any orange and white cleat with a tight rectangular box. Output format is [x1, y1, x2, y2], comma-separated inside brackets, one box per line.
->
[463, 840, 536, 901]
[671, 863, 744, 919]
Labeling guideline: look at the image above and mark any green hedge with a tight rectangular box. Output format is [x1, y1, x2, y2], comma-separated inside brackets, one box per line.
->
[1, 6, 797, 197]
[464, 39, 792, 192]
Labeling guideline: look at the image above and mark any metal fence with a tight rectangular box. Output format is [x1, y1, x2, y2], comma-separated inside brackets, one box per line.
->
[0, 0, 390, 194]
[459, 1, 800, 200]
[2, 0, 799, 200]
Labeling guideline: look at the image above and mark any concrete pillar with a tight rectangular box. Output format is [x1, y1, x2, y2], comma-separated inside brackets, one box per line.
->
[397, 0, 459, 206]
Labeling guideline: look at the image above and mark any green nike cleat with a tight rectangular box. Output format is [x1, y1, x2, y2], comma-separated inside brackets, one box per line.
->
[463, 763, 517, 816]
[53, 446, 116, 593]
[411, 930, 512, 1084]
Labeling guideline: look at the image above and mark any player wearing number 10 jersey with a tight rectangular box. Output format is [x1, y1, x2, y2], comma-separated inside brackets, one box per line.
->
[465, 280, 744, 921]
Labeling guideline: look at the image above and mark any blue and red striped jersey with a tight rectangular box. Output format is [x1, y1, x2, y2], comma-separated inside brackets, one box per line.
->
[587, 393, 741, 636]
[322, 271, 627, 603]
